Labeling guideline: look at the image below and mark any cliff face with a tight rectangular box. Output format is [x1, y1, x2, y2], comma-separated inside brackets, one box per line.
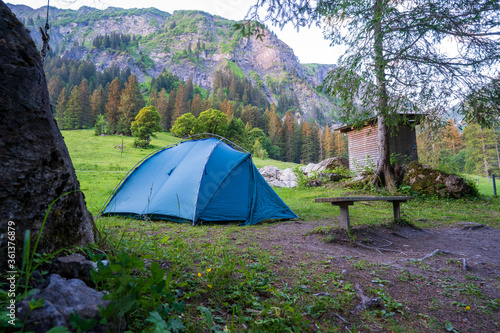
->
[9, 5, 339, 123]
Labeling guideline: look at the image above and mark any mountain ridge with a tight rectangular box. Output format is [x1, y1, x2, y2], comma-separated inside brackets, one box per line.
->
[8, 3, 339, 124]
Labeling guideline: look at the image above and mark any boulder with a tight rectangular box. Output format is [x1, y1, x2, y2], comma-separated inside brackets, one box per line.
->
[303, 157, 349, 174]
[403, 161, 474, 198]
[280, 168, 298, 188]
[302, 163, 316, 175]
[0, 2, 96, 272]
[259, 165, 282, 180]
[258, 165, 297, 188]
[17, 274, 113, 333]
[51, 254, 96, 287]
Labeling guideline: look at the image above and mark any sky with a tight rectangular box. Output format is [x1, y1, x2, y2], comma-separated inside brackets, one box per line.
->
[7, 0, 343, 64]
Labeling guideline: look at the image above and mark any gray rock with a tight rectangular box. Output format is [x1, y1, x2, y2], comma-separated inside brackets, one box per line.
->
[302, 163, 316, 175]
[17, 274, 111, 333]
[259, 166, 298, 188]
[51, 254, 96, 286]
[0, 2, 96, 272]
[259, 165, 282, 180]
[279, 168, 298, 188]
[304, 157, 349, 174]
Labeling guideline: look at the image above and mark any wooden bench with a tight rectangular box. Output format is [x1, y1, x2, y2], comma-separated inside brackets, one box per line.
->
[315, 196, 414, 229]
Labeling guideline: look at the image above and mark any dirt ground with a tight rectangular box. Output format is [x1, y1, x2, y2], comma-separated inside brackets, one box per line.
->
[256, 220, 500, 270]
[234, 220, 500, 332]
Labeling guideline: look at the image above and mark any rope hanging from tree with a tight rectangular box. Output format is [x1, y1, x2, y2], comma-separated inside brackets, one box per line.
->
[39, 0, 50, 62]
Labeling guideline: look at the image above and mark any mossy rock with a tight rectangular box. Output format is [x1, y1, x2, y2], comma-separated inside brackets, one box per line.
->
[403, 161, 475, 198]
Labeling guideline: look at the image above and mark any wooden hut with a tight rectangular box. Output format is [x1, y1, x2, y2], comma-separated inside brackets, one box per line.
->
[337, 114, 423, 172]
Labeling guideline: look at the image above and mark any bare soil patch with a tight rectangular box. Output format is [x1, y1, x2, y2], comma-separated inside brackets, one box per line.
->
[234, 220, 500, 332]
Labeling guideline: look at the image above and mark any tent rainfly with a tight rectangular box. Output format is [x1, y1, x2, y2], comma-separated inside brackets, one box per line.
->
[101, 137, 298, 225]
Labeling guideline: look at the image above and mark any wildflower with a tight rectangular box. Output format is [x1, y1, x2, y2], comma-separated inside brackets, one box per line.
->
[198, 272, 201, 277]
[207, 284, 212, 288]
[465, 306, 470, 311]
[207, 268, 212, 272]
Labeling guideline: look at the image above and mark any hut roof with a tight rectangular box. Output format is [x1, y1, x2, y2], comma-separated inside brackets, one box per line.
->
[337, 114, 426, 133]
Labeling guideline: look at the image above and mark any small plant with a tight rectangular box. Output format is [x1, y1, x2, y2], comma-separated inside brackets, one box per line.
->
[305, 225, 334, 235]
[444, 320, 459, 332]
[91, 251, 186, 332]
[390, 153, 411, 165]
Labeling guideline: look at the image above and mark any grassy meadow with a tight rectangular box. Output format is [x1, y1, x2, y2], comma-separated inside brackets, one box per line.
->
[61, 130, 499, 332]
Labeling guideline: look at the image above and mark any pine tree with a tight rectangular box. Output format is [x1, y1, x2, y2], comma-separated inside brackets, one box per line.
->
[300, 121, 313, 163]
[227, 118, 248, 149]
[47, 76, 64, 107]
[156, 89, 169, 131]
[283, 110, 296, 162]
[190, 93, 205, 118]
[55, 88, 67, 129]
[443, 119, 463, 154]
[105, 78, 122, 134]
[148, 90, 159, 108]
[165, 88, 177, 131]
[172, 84, 187, 124]
[323, 126, 335, 158]
[79, 79, 92, 128]
[267, 104, 283, 152]
[64, 86, 82, 130]
[90, 86, 105, 125]
[117, 74, 145, 135]
[334, 130, 347, 158]
[184, 77, 194, 102]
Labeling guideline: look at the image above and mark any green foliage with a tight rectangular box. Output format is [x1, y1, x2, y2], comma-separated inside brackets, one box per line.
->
[94, 114, 108, 136]
[90, 251, 185, 332]
[252, 139, 269, 159]
[171, 113, 198, 137]
[194, 108, 228, 137]
[131, 106, 163, 147]
[224, 60, 245, 79]
[9, 129, 497, 333]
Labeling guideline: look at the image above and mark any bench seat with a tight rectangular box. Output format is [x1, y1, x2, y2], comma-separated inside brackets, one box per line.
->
[315, 196, 414, 229]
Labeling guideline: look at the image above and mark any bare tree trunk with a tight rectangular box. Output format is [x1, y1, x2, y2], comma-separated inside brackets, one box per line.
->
[479, 127, 489, 177]
[371, 0, 396, 191]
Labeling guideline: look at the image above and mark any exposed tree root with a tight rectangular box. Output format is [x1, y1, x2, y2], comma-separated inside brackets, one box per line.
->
[462, 258, 470, 271]
[418, 249, 454, 261]
[333, 312, 348, 323]
[459, 222, 486, 231]
[355, 241, 401, 253]
[390, 232, 409, 239]
[352, 283, 380, 314]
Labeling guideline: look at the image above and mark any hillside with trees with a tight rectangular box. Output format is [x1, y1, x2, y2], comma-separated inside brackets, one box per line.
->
[9, 4, 339, 126]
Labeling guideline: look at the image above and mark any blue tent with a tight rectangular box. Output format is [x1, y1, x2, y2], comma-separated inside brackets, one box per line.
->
[101, 137, 297, 225]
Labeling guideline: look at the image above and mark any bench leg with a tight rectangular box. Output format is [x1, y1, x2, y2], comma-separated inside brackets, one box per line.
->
[338, 203, 351, 230]
[392, 201, 401, 220]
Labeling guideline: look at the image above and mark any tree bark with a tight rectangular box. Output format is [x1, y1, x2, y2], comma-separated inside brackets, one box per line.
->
[371, 0, 396, 191]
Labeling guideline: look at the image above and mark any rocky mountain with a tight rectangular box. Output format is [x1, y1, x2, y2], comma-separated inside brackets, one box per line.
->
[8, 4, 339, 124]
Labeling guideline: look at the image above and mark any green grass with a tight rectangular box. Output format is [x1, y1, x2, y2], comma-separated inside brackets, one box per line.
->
[47, 129, 500, 332]
[64, 130, 299, 214]
[64, 130, 500, 227]
[462, 173, 498, 197]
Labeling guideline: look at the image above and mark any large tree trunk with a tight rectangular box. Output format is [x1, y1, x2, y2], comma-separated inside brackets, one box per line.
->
[371, 0, 396, 191]
[0, 1, 96, 271]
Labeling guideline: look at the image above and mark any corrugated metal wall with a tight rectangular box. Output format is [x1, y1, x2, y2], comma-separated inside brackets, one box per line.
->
[347, 125, 378, 172]
[346, 124, 418, 173]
